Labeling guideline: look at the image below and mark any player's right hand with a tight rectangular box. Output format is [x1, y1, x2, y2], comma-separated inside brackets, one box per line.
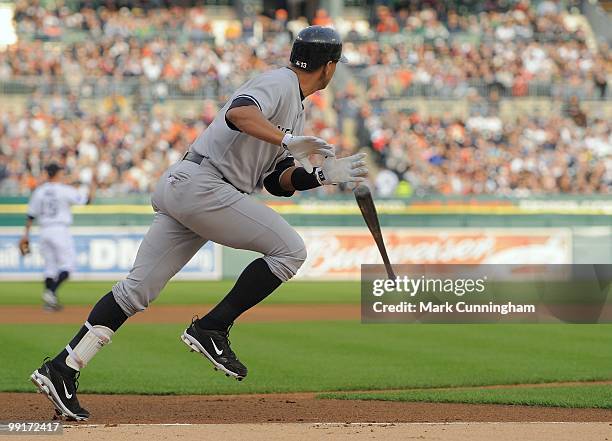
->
[281, 134, 335, 173]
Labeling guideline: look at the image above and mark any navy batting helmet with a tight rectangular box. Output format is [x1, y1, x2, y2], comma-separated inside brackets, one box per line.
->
[290, 26, 348, 72]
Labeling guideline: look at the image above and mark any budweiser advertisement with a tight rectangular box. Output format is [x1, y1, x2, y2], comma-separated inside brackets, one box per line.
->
[296, 228, 572, 280]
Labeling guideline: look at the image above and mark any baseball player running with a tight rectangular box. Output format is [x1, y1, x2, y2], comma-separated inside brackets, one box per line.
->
[31, 26, 367, 420]
[20, 163, 96, 311]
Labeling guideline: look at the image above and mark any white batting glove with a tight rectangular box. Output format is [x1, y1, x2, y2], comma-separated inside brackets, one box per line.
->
[281, 134, 335, 173]
[316, 153, 368, 185]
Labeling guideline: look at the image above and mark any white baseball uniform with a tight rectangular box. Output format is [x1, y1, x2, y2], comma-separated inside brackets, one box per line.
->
[27, 182, 88, 278]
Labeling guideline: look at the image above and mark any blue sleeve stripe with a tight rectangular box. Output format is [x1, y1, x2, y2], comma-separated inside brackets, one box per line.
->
[235, 94, 262, 112]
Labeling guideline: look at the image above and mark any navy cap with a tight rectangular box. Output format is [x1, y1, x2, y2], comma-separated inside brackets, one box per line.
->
[45, 162, 63, 177]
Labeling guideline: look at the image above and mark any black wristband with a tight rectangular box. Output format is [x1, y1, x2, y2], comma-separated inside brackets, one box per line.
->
[291, 167, 323, 191]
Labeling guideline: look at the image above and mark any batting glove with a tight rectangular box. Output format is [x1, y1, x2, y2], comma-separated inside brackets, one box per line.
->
[281, 134, 335, 173]
[316, 153, 368, 185]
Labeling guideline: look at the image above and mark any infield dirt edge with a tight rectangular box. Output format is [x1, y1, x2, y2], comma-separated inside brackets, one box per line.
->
[15, 422, 612, 441]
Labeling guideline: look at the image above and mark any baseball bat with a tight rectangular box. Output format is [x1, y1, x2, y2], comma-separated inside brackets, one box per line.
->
[353, 184, 396, 280]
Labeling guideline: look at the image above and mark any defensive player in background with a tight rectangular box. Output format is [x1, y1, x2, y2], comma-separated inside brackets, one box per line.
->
[31, 26, 368, 420]
[20, 163, 96, 311]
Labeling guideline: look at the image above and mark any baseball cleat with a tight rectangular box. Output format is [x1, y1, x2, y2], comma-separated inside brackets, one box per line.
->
[181, 319, 247, 380]
[42, 290, 63, 312]
[43, 303, 63, 312]
[30, 358, 89, 421]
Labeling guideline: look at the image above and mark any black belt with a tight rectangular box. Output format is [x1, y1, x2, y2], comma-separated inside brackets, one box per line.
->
[182, 151, 246, 193]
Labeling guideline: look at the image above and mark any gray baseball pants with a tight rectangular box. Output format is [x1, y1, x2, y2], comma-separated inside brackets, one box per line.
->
[112, 158, 306, 317]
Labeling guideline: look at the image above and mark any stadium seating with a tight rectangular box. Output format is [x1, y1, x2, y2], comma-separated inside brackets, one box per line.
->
[0, 2, 609, 197]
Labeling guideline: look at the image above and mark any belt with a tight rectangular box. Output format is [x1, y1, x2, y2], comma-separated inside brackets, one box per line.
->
[182, 151, 246, 193]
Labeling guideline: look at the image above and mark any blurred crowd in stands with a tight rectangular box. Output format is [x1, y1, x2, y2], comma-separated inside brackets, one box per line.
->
[1, 92, 609, 197]
[0, 92, 340, 196]
[4, 3, 291, 101]
[0, 0, 610, 197]
[350, 1, 609, 100]
[3, 0, 608, 100]
[358, 108, 611, 196]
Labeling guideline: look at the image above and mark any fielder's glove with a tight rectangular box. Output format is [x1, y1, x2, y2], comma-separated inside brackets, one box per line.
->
[281, 134, 335, 173]
[316, 153, 368, 185]
[18, 237, 30, 256]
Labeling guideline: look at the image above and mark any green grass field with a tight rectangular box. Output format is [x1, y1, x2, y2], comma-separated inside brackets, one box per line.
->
[320, 384, 612, 409]
[0, 281, 360, 305]
[1, 281, 611, 408]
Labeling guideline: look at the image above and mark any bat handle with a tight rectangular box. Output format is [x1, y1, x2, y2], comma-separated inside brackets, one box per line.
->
[377, 245, 395, 279]
[382, 257, 395, 280]
[386, 267, 396, 280]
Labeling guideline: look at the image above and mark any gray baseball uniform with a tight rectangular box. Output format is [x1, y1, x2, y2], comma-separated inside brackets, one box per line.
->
[112, 68, 307, 316]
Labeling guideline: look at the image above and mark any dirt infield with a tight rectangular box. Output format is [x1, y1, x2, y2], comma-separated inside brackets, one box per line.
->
[3, 391, 611, 424]
[0, 304, 359, 324]
[25, 423, 612, 441]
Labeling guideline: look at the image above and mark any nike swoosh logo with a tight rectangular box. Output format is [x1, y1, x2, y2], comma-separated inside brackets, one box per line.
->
[62, 380, 72, 399]
[210, 338, 223, 356]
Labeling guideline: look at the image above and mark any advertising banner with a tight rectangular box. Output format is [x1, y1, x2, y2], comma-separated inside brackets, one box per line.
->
[0, 227, 221, 280]
[297, 228, 572, 280]
[0, 227, 571, 281]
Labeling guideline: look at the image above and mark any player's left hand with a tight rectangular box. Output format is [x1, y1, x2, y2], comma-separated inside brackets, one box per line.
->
[317, 153, 368, 185]
[18, 236, 30, 256]
[281, 134, 335, 173]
